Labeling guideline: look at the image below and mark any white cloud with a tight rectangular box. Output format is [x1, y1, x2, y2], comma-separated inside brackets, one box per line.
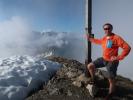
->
[0, 16, 86, 64]
[0, 16, 32, 58]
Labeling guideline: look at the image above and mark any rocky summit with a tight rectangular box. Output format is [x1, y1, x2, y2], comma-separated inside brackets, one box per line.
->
[26, 56, 133, 100]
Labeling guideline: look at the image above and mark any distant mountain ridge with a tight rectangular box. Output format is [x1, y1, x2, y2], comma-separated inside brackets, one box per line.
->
[28, 31, 85, 63]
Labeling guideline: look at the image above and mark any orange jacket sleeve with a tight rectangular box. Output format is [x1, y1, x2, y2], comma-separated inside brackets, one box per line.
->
[117, 36, 131, 60]
[89, 38, 102, 45]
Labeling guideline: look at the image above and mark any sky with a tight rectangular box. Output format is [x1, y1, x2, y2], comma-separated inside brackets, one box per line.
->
[0, 0, 85, 33]
[0, 0, 133, 79]
[92, 0, 133, 80]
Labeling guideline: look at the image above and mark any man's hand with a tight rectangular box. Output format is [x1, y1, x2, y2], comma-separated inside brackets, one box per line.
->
[85, 34, 92, 40]
[110, 56, 119, 62]
[85, 34, 90, 40]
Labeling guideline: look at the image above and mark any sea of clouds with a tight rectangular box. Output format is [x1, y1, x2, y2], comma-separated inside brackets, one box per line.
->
[0, 16, 86, 62]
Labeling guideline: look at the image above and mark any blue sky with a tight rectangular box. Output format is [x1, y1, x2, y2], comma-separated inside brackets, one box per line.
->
[0, 0, 133, 79]
[92, 0, 133, 80]
[0, 0, 85, 33]
[92, 0, 133, 35]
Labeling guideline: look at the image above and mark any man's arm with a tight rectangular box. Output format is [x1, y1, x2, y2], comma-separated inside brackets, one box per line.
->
[86, 34, 102, 45]
[116, 36, 131, 60]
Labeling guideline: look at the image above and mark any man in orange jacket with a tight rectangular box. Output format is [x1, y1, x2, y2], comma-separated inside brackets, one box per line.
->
[86, 23, 131, 99]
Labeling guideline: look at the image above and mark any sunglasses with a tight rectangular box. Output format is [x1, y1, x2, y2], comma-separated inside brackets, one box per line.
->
[104, 28, 110, 30]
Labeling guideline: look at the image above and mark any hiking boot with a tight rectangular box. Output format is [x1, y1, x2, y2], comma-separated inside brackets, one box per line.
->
[104, 93, 113, 100]
[88, 78, 95, 85]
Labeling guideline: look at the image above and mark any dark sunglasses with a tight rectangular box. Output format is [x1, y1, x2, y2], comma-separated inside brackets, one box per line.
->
[104, 28, 110, 30]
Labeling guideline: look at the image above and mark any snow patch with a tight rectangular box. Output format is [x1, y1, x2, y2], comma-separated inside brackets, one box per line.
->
[0, 55, 61, 100]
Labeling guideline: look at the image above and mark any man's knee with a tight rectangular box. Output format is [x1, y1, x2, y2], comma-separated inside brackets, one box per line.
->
[108, 78, 115, 85]
[87, 63, 95, 70]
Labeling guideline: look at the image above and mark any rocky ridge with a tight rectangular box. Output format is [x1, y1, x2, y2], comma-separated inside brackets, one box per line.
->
[26, 56, 133, 100]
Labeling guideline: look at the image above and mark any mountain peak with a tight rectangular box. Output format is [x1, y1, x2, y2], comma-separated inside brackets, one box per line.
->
[26, 56, 133, 100]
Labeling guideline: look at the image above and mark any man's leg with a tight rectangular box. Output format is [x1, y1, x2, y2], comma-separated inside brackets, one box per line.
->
[105, 61, 119, 99]
[87, 57, 105, 82]
[105, 78, 116, 100]
[108, 78, 116, 94]
[87, 63, 96, 81]
[106, 61, 119, 94]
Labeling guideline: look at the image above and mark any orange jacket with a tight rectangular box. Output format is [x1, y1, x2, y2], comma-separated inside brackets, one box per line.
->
[89, 33, 131, 61]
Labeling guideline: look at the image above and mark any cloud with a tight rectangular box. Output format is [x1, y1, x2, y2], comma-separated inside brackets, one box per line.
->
[0, 16, 86, 63]
[0, 16, 32, 58]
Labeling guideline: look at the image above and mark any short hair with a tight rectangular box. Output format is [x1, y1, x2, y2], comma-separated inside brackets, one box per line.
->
[103, 23, 113, 31]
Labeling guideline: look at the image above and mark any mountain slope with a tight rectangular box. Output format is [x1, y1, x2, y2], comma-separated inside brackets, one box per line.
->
[26, 56, 133, 100]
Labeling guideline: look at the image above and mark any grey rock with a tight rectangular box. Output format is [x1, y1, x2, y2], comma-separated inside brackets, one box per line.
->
[26, 56, 133, 100]
[86, 84, 98, 98]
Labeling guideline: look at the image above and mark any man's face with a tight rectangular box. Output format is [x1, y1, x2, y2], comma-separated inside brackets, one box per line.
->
[103, 25, 112, 35]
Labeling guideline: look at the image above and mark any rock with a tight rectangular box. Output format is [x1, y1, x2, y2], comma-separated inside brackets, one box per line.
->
[67, 90, 72, 96]
[66, 71, 76, 78]
[49, 88, 59, 95]
[72, 81, 82, 87]
[72, 73, 90, 87]
[86, 84, 98, 98]
[26, 56, 133, 100]
[95, 69, 105, 80]
[76, 73, 90, 85]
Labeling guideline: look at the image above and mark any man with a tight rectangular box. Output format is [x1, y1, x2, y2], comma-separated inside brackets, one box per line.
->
[86, 23, 131, 99]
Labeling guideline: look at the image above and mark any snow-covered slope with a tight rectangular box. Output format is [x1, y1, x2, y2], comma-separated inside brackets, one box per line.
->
[0, 55, 61, 100]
